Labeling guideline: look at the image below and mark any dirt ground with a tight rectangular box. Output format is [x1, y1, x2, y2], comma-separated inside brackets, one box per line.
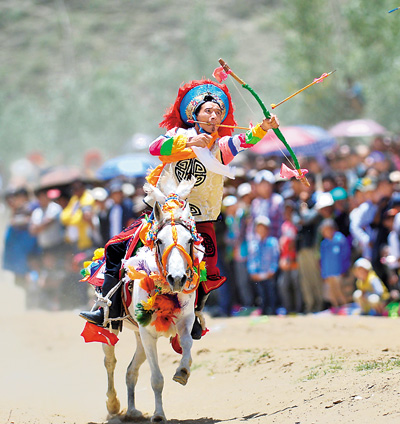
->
[2, 271, 400, 424]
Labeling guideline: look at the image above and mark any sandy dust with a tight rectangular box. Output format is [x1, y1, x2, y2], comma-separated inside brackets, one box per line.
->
[2, 271, 400, 424]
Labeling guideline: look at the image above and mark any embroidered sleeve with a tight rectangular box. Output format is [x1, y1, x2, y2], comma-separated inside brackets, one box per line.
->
[149, 128, 192, 157]
[218, 124, 267, 164]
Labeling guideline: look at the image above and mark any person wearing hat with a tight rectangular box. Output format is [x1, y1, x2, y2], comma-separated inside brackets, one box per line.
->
[330, 186, 351, 240]
[352, 258, 389, 315]
[80, 79, 279, 337]
[146, 79, 279, 336]
[247, 215, 280, 315]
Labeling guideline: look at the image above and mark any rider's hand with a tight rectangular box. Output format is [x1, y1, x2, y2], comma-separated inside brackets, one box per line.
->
[186, 134, 213, 148]
[261, 114, 279, 131]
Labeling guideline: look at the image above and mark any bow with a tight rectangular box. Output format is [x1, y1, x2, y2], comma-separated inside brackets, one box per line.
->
[216, 58, 310, 187]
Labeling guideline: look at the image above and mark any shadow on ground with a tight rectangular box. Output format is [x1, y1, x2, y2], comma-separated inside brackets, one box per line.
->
[88, 410, 277, 424]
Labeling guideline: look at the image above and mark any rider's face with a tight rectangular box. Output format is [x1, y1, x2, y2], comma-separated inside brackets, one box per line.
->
[196, 101, 223, 133]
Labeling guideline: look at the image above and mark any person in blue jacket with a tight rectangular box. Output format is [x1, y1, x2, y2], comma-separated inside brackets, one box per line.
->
[247, 215, 280, 315]
[320, 218, 351, 308]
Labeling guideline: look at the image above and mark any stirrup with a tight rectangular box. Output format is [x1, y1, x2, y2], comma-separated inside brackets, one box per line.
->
[91, 280, 123, 327]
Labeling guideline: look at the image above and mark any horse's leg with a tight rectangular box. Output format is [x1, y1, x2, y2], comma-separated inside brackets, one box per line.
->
[102, 329, 120, 416]
[173, 311, 195, 386]
[139, 327, 166, 423]
[125, 330, 146, 419]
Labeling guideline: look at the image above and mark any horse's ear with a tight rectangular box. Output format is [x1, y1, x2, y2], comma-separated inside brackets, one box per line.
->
[154, 202, 163, 223]
[144, 182, 166, 204]
[181, 202, 191, 221]
[175, 176, 196, 200]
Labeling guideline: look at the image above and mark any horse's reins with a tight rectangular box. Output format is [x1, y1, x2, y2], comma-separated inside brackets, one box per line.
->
[154, 204, 201, 294]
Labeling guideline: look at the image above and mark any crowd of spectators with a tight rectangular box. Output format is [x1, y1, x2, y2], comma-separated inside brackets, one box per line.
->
[3, 135, 400, 317]
[212, 135, 400, 317]
[1, 177, 146, 310]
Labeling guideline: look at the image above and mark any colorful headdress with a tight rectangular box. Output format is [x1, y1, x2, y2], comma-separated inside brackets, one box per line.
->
[159, 79, 237, 137]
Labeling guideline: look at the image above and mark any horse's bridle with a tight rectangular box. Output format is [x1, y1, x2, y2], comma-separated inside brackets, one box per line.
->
[154, 216, 199, 294]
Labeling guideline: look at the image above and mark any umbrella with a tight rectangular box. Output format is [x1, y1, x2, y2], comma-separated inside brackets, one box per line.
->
[39, 166, 82, 189]
[96, 153, 160, 180]
[250, 125, 337, 157]
[329, 119, 387, 138]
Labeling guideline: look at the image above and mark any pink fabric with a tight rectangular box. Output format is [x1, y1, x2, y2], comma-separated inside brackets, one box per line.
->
[149, 136, 165, 156]
[218, 137, 235, 164]
[314, 73, 328, 83]
[280, 163, 309, 180]
[213, 66, 230, 83]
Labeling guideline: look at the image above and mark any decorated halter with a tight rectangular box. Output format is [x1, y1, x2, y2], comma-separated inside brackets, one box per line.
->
[147, 194, 204, 294]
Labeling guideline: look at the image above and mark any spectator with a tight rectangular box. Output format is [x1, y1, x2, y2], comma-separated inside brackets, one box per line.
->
[91, 186, 109, 247]
[330, 187, 351, 240]
[247, 216, 280, 315]
[295, 190, 325, 313]
[29, 187, 66, 309]
[370, 175, 395, 287]
[321, 172, 336, 193]
[60, 179, 95, 252]
[29, 188, 65, 253]
[233, 182, 255, 308]
[222, 195, 240, 306]
[381, 209, 400, 299]
[320, 219, 351, 308]
[2, 187, 39, 288]
[250, 170, 284, 239]
[352, 258, 389, 315]
[224, 185, 255, 309]
[106, 180, 135, 239]
[349, 178, 378, 260]
[278, 200, 302, 314]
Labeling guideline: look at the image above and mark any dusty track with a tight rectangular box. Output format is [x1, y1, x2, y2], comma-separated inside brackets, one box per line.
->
[2, 274, 400, 424]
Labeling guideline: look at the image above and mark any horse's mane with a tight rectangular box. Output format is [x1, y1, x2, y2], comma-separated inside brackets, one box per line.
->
[144, 171, 196, 204]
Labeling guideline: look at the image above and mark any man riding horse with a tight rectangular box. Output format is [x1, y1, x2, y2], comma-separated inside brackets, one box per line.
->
[80, 78, 279, 338]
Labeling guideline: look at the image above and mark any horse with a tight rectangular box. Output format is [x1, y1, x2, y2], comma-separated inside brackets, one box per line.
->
[102, 174, 204, 423]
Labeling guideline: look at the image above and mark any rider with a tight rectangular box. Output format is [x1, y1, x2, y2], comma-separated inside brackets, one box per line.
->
[80, 79, 279, 337]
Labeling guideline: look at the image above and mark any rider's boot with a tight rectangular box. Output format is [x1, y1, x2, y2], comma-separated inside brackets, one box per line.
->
[191, 285, 209, 340]
[79, 274, 122, 328]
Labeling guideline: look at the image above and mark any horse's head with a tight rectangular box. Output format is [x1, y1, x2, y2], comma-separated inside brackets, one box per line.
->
[144, 174, 200, 293]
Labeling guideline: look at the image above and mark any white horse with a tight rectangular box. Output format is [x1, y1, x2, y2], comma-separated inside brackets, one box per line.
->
[102, 175, 204, 423]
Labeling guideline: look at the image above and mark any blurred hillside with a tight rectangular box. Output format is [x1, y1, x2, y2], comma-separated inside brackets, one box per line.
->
[1, 0, 399, 172]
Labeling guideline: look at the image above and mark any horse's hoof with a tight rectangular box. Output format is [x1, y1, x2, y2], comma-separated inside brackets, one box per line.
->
[173, 367, 190, 385]
[106, 397, 121, 415]
[124, 408, 143, 421]
[151, 414, 166, 423]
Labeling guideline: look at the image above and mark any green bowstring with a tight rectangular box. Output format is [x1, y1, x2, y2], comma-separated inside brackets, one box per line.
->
[242, 83, 301, 171]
